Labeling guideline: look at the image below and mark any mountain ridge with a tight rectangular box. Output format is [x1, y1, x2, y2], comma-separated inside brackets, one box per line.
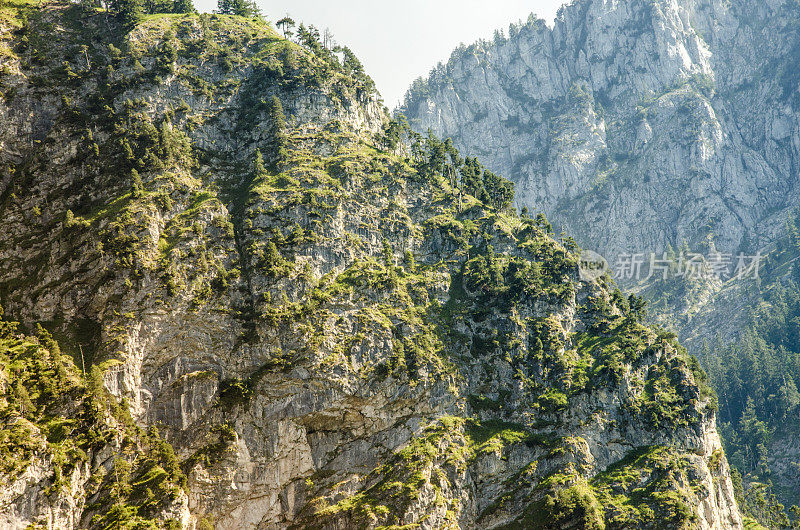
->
[400, 0, 800, 523]
[401, 0, 800, 262]
[0, 1, 743, 528]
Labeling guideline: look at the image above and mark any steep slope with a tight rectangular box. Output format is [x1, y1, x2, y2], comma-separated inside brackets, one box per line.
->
[400, 0, 800, 521]
[0, 1, 741, 528]
[0, 313, 191, 529]
[401, 0, 800, 262]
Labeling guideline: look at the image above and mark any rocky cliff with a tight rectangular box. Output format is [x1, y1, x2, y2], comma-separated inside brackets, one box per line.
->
[400, 0, 800, 522]
[401, 0, 800, 262]
[0, 1, 742, 528]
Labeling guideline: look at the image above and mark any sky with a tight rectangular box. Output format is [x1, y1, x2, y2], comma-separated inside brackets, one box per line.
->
[193, 0, 568, 108]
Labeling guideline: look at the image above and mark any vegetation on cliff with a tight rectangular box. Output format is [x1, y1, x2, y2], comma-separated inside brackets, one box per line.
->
[0, 1, 741, 528]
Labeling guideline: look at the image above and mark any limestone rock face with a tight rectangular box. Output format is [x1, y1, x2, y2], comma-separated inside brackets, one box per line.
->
[402, 0, 800, 261]
[0, 2, 742, 529]
[400, 0, 800, 517]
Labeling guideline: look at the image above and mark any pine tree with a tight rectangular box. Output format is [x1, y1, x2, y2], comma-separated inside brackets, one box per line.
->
[380, 119, 402, 151]
[444, 138, 462, 188]
[142, 0, 168, 13]
[337, 46, 374, 94]
[262, 241, 288, 277]
[172, 0, 194, 13]
[739, 396, 771, 471]
[252, 149, 267, 179]
[627, 293, 647, 321]
[429, 133, 447, 175]
[12, 379, 34, 416]
[382, 239, 393, 266]
[779, 376, 800, 416]
[217, 0, 259, 17]
[486, 245, 503, 291]
[790, 505, 800, 528]
[142, 0, 192, 14]
[483, 169, 514, 210]
[130, 169, 143, 197]
[276, 16, 295, 39]
[297, 24, 324, 55]
[535, 213, 552, 234]
[109, 0, 142, 30]
[403, 249, 416, 273]
[788, 211, 800, 251]
[460, 157, 485, 200]
[531, 337, 544, 360]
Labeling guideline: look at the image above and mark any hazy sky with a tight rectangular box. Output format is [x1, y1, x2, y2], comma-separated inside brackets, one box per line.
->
[193, 0, 567, 108]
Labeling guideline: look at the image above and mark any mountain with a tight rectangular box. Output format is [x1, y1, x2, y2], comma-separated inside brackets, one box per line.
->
[401, 0, 800, 262]
[0, 1, 742, 529]
[399, 0, 800, 523]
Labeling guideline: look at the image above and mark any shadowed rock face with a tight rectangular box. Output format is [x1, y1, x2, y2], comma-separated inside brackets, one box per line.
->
[401, 0, 800, 262]
[0, 2, 742, 529]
